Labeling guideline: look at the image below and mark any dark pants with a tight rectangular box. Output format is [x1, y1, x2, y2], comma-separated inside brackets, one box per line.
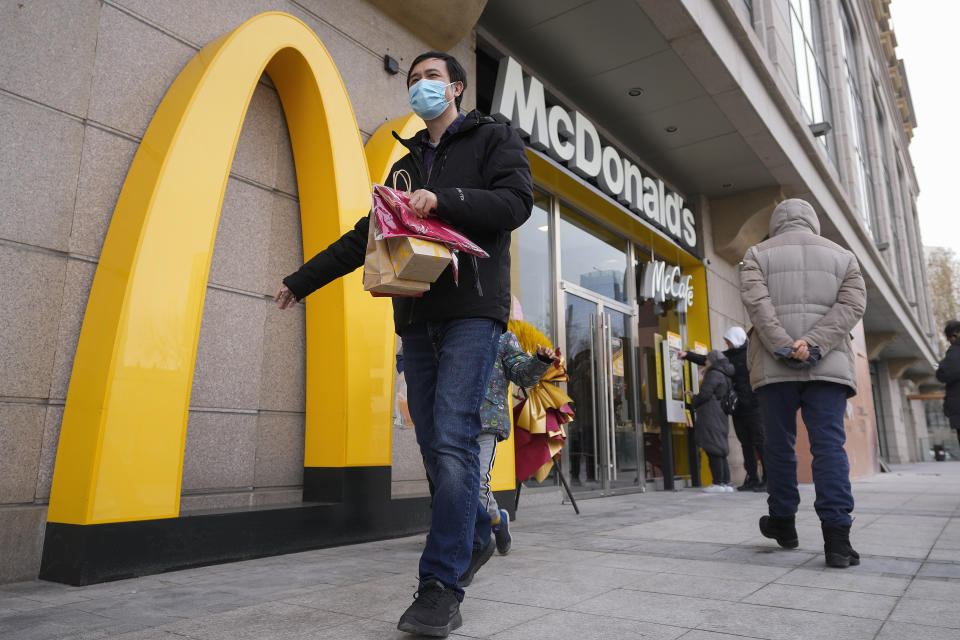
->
[732, 407, 765, 481]
[401, 318, 502, 598]
[758, 381, 854, 527]
[950, 414, 960, 442]
[707, 453, 730, 485]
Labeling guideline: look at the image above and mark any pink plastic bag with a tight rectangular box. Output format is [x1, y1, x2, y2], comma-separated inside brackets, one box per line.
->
[371, 184, 488, 258]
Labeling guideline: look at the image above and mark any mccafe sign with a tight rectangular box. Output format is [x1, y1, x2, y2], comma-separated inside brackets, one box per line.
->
[491, 56, 698, 251]
[640, 259, 694, 311]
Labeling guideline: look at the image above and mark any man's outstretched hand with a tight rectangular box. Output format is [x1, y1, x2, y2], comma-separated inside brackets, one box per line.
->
[274, 284, 296, 310]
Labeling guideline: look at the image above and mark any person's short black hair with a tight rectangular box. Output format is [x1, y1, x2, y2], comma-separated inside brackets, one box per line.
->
[407, 51, 467, 111]
[946, 320, 960, 340]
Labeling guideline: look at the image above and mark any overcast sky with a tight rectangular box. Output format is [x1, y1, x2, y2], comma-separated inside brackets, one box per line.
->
[890, 2, 960, 255]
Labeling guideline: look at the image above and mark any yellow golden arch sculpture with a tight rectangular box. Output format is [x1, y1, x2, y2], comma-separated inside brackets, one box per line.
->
[48, 12, 425, 525]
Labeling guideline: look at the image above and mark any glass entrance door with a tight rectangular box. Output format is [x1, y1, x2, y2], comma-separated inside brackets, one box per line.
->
[562, 285, 641, 493]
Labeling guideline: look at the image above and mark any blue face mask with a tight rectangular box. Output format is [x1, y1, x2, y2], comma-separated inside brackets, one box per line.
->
[409, 79, 456, 121]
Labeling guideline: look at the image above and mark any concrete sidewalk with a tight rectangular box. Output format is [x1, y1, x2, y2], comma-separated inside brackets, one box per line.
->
[3, 462, 960, 640]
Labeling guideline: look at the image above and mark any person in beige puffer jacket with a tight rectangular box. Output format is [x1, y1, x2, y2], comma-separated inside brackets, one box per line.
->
[740, 198, 866, 569]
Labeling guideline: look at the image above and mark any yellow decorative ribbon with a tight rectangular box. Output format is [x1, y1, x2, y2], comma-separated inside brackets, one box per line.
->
[515, 363, 573, 435]
[516, 358, 575, 483]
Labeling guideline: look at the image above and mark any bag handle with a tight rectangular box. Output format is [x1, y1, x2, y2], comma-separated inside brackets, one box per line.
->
[392, 169, 412, 194]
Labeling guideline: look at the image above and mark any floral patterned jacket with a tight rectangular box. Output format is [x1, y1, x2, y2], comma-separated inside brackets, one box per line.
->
[482, 331, 553, 441]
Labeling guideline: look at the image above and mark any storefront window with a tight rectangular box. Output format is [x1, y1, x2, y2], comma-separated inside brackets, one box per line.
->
[558, 205, 628, 302]
[510, 189, 553, 336]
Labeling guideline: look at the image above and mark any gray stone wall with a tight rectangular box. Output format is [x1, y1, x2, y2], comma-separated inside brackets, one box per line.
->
[0, 0, 474, 583]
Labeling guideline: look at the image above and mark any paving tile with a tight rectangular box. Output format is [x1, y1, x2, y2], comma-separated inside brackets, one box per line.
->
[69, 584, 242, 627]
[0, 593, 48, 612]
[520, 557, 657, 588]
[457, 597, 557, 638]
[282, 573, 418, 623]
[467, 574, 613, 610]
[623, 572, 766, 601]
[661, 557, 792, 583]
[584, 551, 682, 574]
[159, 601, 356, 639]
[888, 596, 960, 629]
[624, 540, 732, 559]
[0, 580, 92, 606]
[570, 588, 721, 628]
[927, 548, 960, 562]
[680, 632, 772, 640]
[486, 609, 687, 640]
[710, 545, 818, 568]
[95, 630, 185, 640]
[0, 605, 117, 640]
[903, 576, 960, 602]
[774, 567, 908, 596]
[875, 620, 960, 640]
[918, 562, 960, 579]
[741, 583, 897, 619]
[697, 602, 883, 640]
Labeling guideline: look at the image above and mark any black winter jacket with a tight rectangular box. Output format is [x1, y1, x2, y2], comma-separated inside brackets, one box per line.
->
[282, 110, 534, 334]
[690, 359, 735, 457]
[936, 343, 960, 418]
[685, 345, 758, 413]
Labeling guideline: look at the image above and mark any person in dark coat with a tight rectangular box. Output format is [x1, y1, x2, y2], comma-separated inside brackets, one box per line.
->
[686, 350, 735, 493]
[682, 326, 766, 491]
[936, 320, 960, 443]
[274, 51, 533, 637]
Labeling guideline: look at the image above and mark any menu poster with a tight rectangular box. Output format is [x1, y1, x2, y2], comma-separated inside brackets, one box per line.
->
[664, 331, 685, 423]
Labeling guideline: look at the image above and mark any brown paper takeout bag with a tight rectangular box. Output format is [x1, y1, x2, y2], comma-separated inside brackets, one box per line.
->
[387, 235, 451, 282]
[362, 212, 431, 296]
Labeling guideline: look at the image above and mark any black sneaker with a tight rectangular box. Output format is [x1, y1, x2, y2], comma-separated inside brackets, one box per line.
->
[752, 478, 767, 493]
[737, 477, 758, 491]
[397, 579, 462, 637]
[458, 534, 495, 587]
[492, 509, 512, 555]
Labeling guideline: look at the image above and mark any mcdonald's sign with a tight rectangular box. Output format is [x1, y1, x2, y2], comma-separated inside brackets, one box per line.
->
[39, 12, 515, 586]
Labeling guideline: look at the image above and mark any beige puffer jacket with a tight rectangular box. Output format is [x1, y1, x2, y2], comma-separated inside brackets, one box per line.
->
[739, 199, 866, 395]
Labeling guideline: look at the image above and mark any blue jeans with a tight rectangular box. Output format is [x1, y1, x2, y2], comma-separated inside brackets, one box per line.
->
[401, 318, 502, 598]
[758, 381, 854, 527]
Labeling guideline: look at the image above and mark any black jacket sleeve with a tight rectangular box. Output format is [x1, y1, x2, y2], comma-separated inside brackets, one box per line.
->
[282, 215, 368, 301]
[432, 125, 533, 235]
[937, 345, 960, 384]
[684, 352, 707, 367]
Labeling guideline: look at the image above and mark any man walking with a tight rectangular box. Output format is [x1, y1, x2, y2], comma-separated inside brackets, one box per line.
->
[275, 52, 533, 635]
[740, 198, 866, 568]
[936, 320, 960, 444]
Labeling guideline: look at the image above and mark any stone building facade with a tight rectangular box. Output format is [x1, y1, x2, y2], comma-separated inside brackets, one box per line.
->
[0, 0, 936, 583]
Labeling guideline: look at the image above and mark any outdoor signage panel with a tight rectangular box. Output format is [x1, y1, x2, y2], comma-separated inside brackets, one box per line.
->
[663, 331, 686, 423]
[491, 56, 699, 252]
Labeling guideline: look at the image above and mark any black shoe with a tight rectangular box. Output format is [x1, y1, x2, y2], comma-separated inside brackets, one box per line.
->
[492, 509, 512, 555]
[397, 579, 462, 637]
[737, 477, 758, 491]
[759, 515, 799, 549]
[458, 535, 495, 587]
[822, 524, 860, 568]
[752, 479, 767, 493]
